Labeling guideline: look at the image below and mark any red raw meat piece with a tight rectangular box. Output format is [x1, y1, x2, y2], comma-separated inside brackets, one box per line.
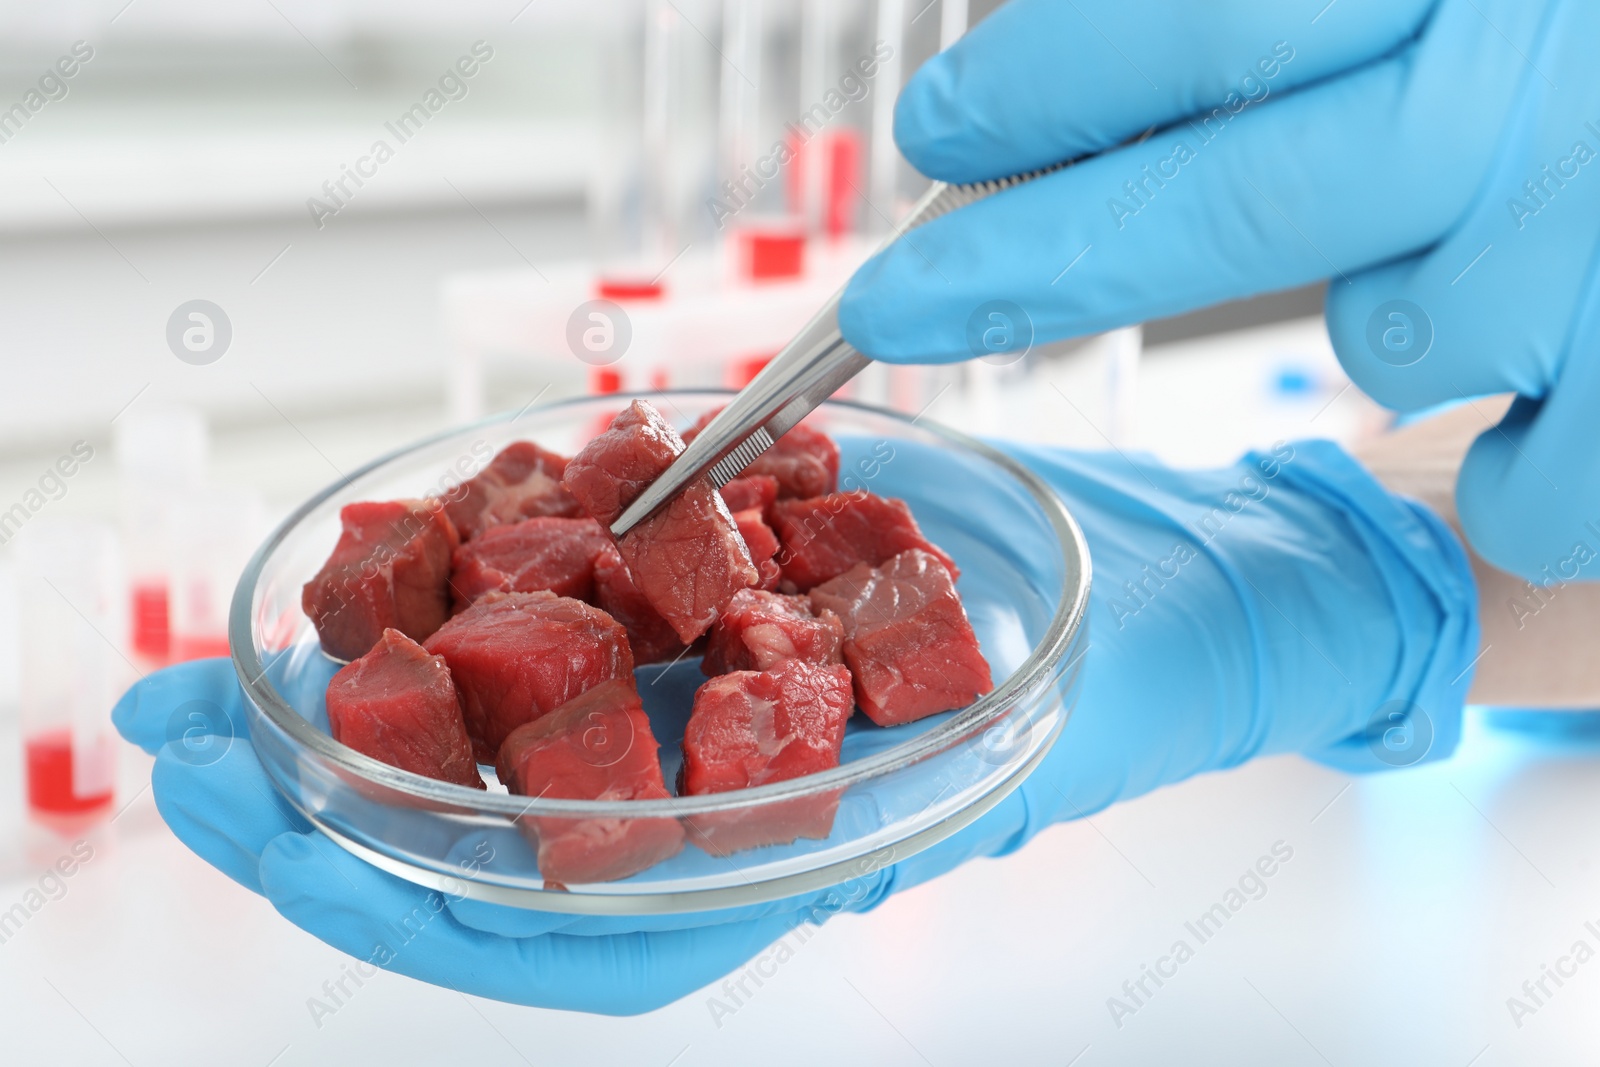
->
[302, 499, 458, 661]
[702, 589, 844, 676]
[685, 409, 839, 499]
[443, 441, 580, 541]
[720, 474, 778, 515]
[591, 545, 686, 666]
[563, 400, 756, 642]
[496, 679, 685, 884]
[734, 508, 782, 592]
[325, 629, 484, 789]
[423, 591, 634, 761]
[448, 517, 610, 612]
[808, 549, 992, 726]
[772, 491, 959, 592]
[680, 660, 854, 852]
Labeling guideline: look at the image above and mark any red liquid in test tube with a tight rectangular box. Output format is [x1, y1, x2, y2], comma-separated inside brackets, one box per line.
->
[25, 730, 114, 820]
[17, 520, 124, 833]
[130, 578, 170, 664]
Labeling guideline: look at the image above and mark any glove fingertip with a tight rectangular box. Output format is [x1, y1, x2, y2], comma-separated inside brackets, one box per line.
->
[260, 831, 437, 944]
[258, 832, 333, 907]
[110, 684, 148, 752]
[838, 261, 896, 361]
[892, 53, 963, 180]
[840, 255, 969, 365]
[113, 658, 246, 754]
[1456, 411, 1570, 583]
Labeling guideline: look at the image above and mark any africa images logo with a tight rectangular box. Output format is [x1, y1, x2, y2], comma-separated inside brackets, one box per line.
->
[566, 300, 632, 367]
[965, 300, 1034, 365]
[166, 300, 232, 365]
[1365, 300, 1433, 368]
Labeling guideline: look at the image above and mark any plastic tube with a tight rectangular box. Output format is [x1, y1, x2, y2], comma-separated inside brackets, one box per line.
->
[719, 0, 764, 195]
[169, 488, 265, 662]
[17, 520, 122, 831]
[797, 0, 835, 233]
[867, 0, 904, 226]
[938, 0, 968, 50]
[642, 0, 678, 263]
[114, 404, 206, 668]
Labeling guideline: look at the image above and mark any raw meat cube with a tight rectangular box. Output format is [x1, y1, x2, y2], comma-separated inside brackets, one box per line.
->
[302, 499, 458, 661]
[325, 628, 484, 789]
[423, 591, 634, 761]
[808, 549, 992, 726]
[734, 508, 782, 592]
[563, 400, 756, 642]
[680, 660, 854, 852]
[772, 491, 959, 592]
[496, 679, 685, 884]
[591, 545, 687, 666]
[685, 409, 839, 499]
[443, 441, 580, 542]
[561, 400, 690, 527]
[448, 517, 610, 612]
[720, 474, 778, 516]
[702, 589, 844, 676]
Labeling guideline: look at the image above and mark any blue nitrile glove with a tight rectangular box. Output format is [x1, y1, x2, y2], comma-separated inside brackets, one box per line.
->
[112, 438, 1478, 1015]
[838, 0, 1600, 583]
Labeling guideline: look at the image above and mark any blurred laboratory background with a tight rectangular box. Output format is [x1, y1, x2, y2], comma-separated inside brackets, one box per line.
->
[18, 3, 1582, 1065]
[0, 0, 1372, 845]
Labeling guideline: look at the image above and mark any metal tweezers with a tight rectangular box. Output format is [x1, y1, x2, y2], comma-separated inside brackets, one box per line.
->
[609, 162, 1067, 540]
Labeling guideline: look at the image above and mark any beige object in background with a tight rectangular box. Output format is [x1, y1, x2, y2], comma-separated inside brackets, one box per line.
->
[1353, 396, 1600, 707]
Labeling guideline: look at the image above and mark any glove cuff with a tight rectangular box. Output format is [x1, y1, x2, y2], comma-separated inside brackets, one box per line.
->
[1290, 451, 1481, 772]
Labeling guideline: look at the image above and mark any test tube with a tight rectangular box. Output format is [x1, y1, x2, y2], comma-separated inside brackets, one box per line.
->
[604, 0, 717, 278]
[641, 0, 679, 264]
[1103, 325, 1143, 446]
[795, 0, 833, 233]
[719, 0, 765, 210]
[938, 0, 968, 50]
[17, 520, 123, 832]
[168, 488, 266, 662]
[867, 0, 905, 227]
[114, 404, 207, 669]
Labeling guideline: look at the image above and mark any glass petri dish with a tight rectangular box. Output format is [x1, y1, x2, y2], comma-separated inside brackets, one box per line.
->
[231, 392, 1090, 914]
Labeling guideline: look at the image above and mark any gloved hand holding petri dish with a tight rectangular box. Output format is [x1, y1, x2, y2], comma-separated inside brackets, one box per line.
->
[114, 393, 1496, 1015]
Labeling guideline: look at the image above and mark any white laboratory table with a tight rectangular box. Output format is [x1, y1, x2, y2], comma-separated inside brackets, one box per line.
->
[1, 709, 1596, 1066]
